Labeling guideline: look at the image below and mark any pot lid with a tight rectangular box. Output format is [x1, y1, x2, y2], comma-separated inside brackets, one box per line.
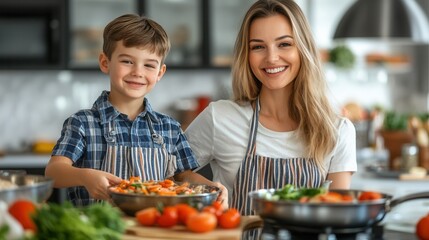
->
[333, 0, 429, 43]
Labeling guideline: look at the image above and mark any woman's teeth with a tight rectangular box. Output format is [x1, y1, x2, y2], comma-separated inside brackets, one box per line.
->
[265, 67, 285, 74]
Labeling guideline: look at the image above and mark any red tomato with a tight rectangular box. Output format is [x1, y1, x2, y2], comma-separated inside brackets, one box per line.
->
[219, 208, 241, 229]
[358, 191, 383, 201]
[157, 206, 178, 228]
[135, 207, 160, 226]
[416, 214, 429, 240]
[202, 206, 223, 221]
[341, 194, 354, 202]
[8, 199, 37, 231]
[186, 212, 217, 233]
[176, 203, 198, 225]
[319, 192, 344, 203]
[212, 201, 223, 211]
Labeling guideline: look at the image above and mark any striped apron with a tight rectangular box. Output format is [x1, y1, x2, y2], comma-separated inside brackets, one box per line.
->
[231, 99, 323, 216]
[100, 115, 177, 182]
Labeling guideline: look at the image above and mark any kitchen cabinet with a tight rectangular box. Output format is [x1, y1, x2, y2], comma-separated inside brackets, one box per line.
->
[209, 0, 255, 67]
[15, 0, 255, 70]
[66, 0, 257, 70]
[144, 0, 202, 68]
[142, 0, 255, 69]
[69, 0, 138, 68]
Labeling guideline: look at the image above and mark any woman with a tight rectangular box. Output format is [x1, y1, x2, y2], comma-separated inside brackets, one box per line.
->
[185, 0, 356, 215]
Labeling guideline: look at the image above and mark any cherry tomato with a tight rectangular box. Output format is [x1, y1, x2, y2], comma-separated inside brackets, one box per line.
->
[319, 192, 344, 203]
[186, 212, 217, 233]
[212, 201, 223, 211]
[358, 191, 383, 201]
[8, 199, 37, 231]
[416, 214, 429, 240]
[219, 208, 241, 229]
[135, 207, 160, 226]
[176, 203, 198, 225]
[202, 205, 223, 221]
[341, 194, 354, 202]
[157, 206, 178, 228]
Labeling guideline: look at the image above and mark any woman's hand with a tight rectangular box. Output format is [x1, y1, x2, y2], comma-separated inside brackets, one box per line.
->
[212, 182, 229, 209]
[82, 169, 123, 200]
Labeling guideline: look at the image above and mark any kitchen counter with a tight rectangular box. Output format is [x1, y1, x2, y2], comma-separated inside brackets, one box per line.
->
[352, 157, 429, 238]
[0, 154, 50, 169]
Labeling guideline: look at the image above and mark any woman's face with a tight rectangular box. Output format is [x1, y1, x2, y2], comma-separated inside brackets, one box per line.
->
[248, 14, 300, 91]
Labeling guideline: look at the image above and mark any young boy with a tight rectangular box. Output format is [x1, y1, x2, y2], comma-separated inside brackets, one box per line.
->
[45, 14, 227, 207]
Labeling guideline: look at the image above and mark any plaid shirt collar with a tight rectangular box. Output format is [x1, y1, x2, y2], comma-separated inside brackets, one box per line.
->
[93, 91, 160, 124]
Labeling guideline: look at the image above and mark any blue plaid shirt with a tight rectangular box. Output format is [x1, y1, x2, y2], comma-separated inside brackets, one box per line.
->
[52, 90, 198, 205]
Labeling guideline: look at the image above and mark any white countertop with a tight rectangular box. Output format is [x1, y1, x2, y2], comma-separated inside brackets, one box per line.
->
[0, 154, 50, 169]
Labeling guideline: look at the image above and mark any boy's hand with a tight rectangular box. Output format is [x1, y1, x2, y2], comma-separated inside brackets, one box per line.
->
[212, 182, 229, 209]
[82, 169, 122, 200]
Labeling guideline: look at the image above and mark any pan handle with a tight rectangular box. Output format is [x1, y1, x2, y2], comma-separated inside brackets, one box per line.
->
[387, 192, 429, 211]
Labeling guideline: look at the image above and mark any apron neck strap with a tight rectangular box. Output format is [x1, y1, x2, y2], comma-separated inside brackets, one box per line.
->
[245, 98, 260, 155]
[146, 115, 164, 145]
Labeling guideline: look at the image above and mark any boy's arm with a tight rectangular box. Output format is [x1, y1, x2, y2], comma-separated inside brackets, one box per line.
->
[45, 156, 122, 200]
[174, 170, 229, 209]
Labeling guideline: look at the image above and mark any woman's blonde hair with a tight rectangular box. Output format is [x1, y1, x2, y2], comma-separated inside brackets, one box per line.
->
[231, 0, 337, 169]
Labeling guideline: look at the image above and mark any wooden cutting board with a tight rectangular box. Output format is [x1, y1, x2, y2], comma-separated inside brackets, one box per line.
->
[122, 215, 262, 240]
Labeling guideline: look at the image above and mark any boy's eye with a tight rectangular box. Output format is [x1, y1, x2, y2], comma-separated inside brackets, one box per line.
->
[145, 64, 156, 68]
[121, 60, 133, 64]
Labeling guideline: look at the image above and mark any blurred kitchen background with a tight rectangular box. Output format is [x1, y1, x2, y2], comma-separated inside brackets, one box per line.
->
[0, 0, 428, 156]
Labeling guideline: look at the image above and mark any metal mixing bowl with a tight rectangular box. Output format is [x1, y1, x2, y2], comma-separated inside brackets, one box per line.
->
[109, 184, 220, 216]
[0, 172, 54, 204]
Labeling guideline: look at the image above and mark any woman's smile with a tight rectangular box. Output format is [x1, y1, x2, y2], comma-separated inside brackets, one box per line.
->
[265, 66, 287, 74]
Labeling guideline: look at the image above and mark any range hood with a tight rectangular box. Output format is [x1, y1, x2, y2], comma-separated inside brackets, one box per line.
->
[333, 0, 429, 43]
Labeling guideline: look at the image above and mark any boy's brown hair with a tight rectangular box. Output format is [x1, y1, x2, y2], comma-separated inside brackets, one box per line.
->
[103, 14, 170, 64]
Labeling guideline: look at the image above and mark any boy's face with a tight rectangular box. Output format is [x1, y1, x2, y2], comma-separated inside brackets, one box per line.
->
[99, 41, 166, 102]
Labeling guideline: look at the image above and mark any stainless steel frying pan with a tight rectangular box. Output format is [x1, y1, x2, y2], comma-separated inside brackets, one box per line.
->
[249, 189, 429, 230]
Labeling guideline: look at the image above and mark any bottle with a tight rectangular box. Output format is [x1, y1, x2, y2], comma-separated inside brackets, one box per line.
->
[401, 144, 418, 172]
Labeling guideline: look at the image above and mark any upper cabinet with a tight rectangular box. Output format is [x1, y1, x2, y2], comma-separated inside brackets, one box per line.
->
[144, 0, 202, 68]
[0, 0, 256, 70]
[69, 0, 138, 68]
[209, 0, 255, 67]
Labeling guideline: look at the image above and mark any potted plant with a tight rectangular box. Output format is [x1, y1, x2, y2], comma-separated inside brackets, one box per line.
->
[379, 111, 414, 171]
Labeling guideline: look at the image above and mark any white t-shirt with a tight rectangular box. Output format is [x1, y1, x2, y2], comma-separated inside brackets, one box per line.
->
[185, 100, 357, 200]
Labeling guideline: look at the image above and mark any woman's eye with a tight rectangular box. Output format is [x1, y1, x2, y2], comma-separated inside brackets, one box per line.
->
[279, 42, 292, 47]
[250, 45, 264, 50]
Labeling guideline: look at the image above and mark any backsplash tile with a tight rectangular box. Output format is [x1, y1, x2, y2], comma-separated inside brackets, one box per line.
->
[0, 70, 231, 152]
[0, 69, 389, 152]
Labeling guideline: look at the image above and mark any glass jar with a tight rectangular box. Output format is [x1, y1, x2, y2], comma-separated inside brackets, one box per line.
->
[401, 144, 418, 172]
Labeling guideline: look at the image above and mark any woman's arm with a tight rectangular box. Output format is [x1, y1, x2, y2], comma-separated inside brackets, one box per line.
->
[326, 171, 353, 189]
[174, 170, 229, 209]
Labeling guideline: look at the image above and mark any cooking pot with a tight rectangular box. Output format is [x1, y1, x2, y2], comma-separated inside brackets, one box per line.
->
[249, 189, 429, 231]
[0, 172, 54, 204]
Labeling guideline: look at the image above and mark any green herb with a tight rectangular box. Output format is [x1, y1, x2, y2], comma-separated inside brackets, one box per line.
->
[329, 45, 355, 69]
[29, 202, 125, 240]
[272, 184, 326, 201]
[383, 111, 408, 131]
[0, 225, 9, 240]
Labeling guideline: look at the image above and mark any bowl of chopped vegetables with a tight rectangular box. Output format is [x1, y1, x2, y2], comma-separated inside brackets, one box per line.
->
[108, 177, 220, 216]
[0, 171, 53, 204]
